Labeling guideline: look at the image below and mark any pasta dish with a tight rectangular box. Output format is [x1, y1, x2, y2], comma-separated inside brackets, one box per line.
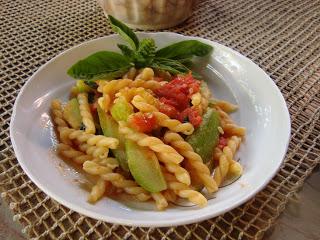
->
[50, 16, 246, 210]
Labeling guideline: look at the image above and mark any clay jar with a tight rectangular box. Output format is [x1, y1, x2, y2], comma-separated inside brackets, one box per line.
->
[98, 0, 197, 30]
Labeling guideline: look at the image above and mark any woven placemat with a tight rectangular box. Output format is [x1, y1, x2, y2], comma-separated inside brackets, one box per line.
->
[1, 0, 319, 239]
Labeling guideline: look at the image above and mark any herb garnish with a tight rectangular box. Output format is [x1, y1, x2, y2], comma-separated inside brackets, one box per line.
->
[67, 15, 213, 81]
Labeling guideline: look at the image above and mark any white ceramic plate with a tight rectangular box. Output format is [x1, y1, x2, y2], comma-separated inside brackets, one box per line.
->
[10, 33, 290, 227]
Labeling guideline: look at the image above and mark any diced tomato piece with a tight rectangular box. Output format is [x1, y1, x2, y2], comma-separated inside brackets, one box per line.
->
[159, 97, 180, 110]
[129, 113, 157, 133]
[174, 73, 200, 97]
[178, 107, 202, 127]
[188, 108, 202, 127]
[153, 73, 203, 127]
[155, 86, 189, 110]
[177, 108, 189, 123]
[154, 73, 200, 111]
[218, 136, 228, 149]
[158, 101, 178, 118]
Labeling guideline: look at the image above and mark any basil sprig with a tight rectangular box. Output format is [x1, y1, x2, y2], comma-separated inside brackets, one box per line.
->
[67, 51, 132, 81]
[67, 16, 213, 81]
[118, 38, 156, 68]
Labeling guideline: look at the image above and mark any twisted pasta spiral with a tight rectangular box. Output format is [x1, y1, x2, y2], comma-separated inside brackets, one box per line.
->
[59, 127, 119, 149]
[222, 123, 246, 137]
[134, 67, 154, 81]
[116, 87, 157, 105]
[153, 112, 194, 135]
[86, 135, 118, 148]
[191, 92, 204, 115]
[92, 157, 119, 170]
[97, 76, 164, 112]
[214, 148, 243, 180]
[200, 83, 211, 114]
[100, 79, 132, 95]
[161, 160, 191, 185]
[130, 79, 166, 90]
[88, 178, 106, 203]
[131, 95, 158, 112]
[118, 121, 183, 164]
[216, 106, 232, 124]
[78, 143, 109, 159]
[77, 93, 95, 134]
[228, 161, 243, 179]
[162, 189, 177, 203]
[213, 136, 241, 186]
[97, 94, 111, 112]
[191, 92, 202, 107]
[163, 172, 207, 207]
[164, 131, 218, 193]
[57, 143, 93, 164]
[212, 99, 238, 113]
[51, 100, 72, 144]
[99, 78, 164, 94]
[215, 107, 246, 137]
[51, 100, 68, 128]
[151, 192, 168, 210]
[83, 161, 150, 201]
[131, 96, 194, 135]
[122, 67, 137, 79]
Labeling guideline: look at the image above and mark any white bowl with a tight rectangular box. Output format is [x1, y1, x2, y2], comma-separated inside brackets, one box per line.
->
[10, 32, 290, 227]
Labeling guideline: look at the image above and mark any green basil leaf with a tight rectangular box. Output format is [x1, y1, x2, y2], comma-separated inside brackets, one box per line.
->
[151, 58, 190, 75]
[177, 58, 193, 67]
[67, 51, 132, 81]
[136, 38, 156, 59]
[85, 67, 131, 81]
[191, 71, 203, 79]
[134, 38, 156, 67]
[108, 15, 139, 50]
[117, 44, 135, 60]
[152, 58, 203, 79]
[156, 40, 213, 59]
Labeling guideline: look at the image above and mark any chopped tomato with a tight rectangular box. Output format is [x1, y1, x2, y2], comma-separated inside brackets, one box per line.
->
[174, 73, 200, 96]
[154, 73, 200, 111]
[178, 107, 202, 127]
[188, 108, 202, 127]
[129, 113, 157, 133]
[178, 108, 189, 123]
[153, 73, 203, 128]
[218, 136, 228, 149]
[155, 86, 189, 110]
[158, 101, 179, 118]
[159, 97, 176, 107]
